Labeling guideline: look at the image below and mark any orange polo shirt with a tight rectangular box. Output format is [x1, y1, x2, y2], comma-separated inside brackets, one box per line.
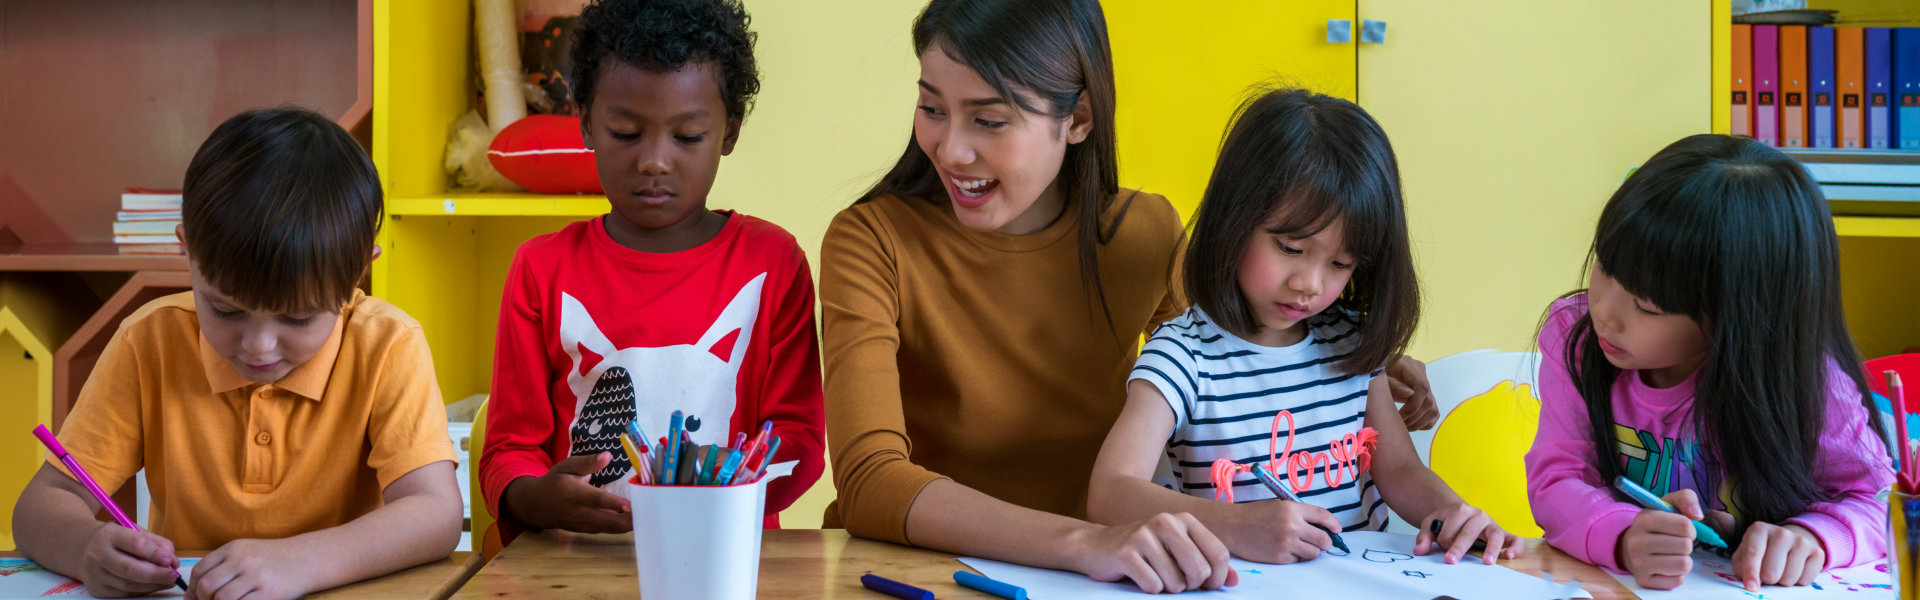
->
[49, 290, 457, 551]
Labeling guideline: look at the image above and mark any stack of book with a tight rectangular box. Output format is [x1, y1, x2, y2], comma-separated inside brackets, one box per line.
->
[1732, 25, 1920, 150]
[115, 189, 182, 255]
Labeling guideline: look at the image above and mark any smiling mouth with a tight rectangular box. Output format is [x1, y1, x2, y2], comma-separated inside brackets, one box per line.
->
[951, 176, 998, 199]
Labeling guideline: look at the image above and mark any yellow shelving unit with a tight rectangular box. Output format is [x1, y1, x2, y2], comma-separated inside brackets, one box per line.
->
[0, 274, 102, 551]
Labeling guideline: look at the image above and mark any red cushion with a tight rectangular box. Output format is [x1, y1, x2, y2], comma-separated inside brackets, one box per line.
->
[487, 115, 602, 195]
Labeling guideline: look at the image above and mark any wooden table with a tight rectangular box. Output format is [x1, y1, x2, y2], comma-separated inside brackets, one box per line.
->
[0, 551, 482, 600]
[454, 530, 1642, 599]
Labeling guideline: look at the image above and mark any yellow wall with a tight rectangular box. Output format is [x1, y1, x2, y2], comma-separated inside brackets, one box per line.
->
[1357, 0, 1713, 360]
[1109, 2, 1357, 217]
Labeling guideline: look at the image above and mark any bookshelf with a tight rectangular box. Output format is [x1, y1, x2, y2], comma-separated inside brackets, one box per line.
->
[1723, 3, 1920, 359]
[0, 0, 372, 549]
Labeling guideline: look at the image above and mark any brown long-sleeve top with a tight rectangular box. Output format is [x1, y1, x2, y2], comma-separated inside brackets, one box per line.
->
[819, 190, 1186, 545]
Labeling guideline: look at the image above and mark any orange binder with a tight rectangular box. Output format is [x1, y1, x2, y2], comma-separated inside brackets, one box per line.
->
[1781, 26, 1808, 147]
[1733, 25, 1753, 138]
[1839, 27, 1866, 148]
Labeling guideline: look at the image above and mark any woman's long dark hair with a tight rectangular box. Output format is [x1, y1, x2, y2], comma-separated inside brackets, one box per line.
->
[858, 0, 1128, 332]
[1563, 134, 1871, 526]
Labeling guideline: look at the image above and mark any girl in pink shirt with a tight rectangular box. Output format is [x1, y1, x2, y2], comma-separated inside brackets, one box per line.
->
[1524, 134, 1893, 593]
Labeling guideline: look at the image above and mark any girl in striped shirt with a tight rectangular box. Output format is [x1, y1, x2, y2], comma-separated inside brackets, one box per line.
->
[1087, 87, 1524, 566]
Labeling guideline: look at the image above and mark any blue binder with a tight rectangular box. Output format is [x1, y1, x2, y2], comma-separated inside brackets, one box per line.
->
[1867, 28, 1893, 149]
[1811, 27, 1836, 148]
[1895, 28, 1920, 150]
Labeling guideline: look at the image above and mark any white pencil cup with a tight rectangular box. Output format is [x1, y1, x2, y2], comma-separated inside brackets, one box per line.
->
[626, 462, 792, 600]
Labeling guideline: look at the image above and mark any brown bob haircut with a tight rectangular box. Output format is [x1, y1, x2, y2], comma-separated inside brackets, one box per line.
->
[180, 106, 382, 314]
[1183, 88, 1419, 375]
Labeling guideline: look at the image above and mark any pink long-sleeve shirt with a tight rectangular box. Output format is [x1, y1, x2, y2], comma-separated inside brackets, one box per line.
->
[1525, 295, 1893, 571]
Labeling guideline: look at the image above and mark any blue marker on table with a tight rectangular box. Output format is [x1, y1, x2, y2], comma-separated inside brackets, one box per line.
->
[662, 411, 684, 485]
[1249, 463, 1349, 553]
[1612, 476, 1728, 549]
[860, 574, 933, 600]
[954, 571, 1026, 600]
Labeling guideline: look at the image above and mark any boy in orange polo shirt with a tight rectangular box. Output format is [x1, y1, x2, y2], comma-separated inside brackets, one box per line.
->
[11, 107, 462, 599]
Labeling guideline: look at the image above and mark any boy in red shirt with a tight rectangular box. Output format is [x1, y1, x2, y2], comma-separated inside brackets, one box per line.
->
[478, 0, 823, 542]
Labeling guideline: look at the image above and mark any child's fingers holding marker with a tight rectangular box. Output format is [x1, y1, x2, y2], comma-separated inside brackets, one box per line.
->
[82, 525, 178, 596]
[1660, 489, 1706, 520]
[1442, 510, 1493, 564]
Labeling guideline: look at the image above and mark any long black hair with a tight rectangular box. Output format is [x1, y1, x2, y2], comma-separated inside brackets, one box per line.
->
[1184, 88, 1418, 375]
[1561, 134, 1871, 525]
[858, 0, 1129, 332]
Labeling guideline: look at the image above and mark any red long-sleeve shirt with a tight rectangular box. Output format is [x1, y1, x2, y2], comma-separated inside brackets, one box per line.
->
[480, 212, 824, 539]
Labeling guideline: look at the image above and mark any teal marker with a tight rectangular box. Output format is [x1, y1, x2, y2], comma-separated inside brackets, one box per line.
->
[1613, 476, 1729, 549]
[662, 411, 684, 485]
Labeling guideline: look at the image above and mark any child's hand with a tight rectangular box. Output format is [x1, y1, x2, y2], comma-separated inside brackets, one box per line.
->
[78, 523, 180, 598]
[505, 453, 634, 533]
[1072, 512, 1240, 594]
[1415, 504, 1524, 565]
[1225, 500, 1341, 564]
[187, 538, 308, 600]
[1384, 356, 1439, 431]
[1616, 489, 1709, 590]
[1729, 522, 1825, 592]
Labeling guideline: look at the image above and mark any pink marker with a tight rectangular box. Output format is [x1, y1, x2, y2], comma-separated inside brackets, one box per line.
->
[33, 425, 187, 591]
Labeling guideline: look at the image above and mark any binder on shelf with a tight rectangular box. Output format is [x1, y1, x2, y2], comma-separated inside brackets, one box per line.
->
[1734, 25, 1754, 139]
[1755, 25, 1780, 146]
[1781, 26, 1808, 148]
[1840, 27, 1866, 148]
[1811, 27, 1836, 148]
[1868, 27, 1892, 149]
[1895, 28, 1920, 150]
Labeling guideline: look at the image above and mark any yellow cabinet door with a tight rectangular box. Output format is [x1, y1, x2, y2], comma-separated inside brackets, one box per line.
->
[1109, 1, 1359, 218]
[1357, 1, 1712, 359]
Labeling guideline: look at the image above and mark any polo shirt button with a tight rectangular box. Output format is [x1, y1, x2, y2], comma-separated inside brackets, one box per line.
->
[255, 432, 273, 446]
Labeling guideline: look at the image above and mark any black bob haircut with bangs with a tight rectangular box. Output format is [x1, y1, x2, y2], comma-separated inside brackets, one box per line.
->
[1183, 88, 1419, 375]
[180, 106, 382, 314]
[1557, 134, 1876, 527]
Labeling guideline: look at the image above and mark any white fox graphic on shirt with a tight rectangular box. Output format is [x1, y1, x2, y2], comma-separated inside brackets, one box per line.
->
[558, 273, 765, 488]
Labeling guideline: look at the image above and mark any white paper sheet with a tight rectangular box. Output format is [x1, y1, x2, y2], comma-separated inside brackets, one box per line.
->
[1608, 550, 1894, 599]
[0, 557, 198, 598]
[959, 531, 1593, 599]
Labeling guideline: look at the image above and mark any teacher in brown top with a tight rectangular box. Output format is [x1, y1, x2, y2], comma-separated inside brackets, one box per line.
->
[819, 0, 1438, 593]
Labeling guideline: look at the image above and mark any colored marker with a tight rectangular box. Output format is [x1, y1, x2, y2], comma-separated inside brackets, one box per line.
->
[33, 425, 188, 592]
[700, 445, 724, 485]
[738, 421, 774, 469]
[1249, 463, 1348, 553]
[618, 434, 649, 485]
[663, 411, 684, 485]
[745, 435, 782, 484]
[1613, 476, 1728, 549]
[954, 571, 1027, 600]
[678, 442, 702, 485]
[732, 431, 748, 451]
[625, 421, 648, 453]
[713, 445, 747, 486]
[860, 574, 933, 600]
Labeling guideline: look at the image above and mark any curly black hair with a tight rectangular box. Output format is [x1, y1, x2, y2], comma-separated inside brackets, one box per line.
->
[569, 0, 760, 121]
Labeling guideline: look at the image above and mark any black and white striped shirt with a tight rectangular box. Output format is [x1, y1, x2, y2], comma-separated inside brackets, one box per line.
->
[1131, 307, 1387, 532]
